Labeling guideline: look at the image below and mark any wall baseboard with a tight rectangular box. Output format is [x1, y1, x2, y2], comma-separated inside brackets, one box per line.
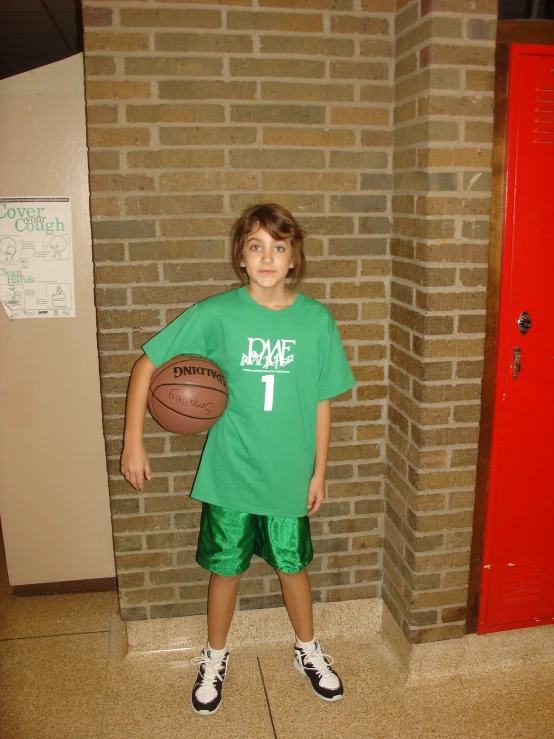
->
[13, 577, 117, 596]
[125, 598, 382, 655]
[381, 601, 554, 682]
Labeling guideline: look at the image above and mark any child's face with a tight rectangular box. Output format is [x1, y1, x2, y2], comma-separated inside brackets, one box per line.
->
[240, 227, 294, 291]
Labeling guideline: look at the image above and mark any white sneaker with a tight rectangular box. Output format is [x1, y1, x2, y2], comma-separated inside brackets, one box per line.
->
[294, 640, 344, 702]
[190, 647, 229, 716]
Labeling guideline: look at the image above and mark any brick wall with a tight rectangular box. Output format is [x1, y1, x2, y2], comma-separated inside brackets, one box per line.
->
[82, 0, 395, 621]
[384, 0, 496, 643]
[82, 0, 498, 642]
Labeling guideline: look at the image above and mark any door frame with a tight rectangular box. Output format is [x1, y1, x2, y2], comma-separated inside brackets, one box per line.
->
[466, 20, 554, 634]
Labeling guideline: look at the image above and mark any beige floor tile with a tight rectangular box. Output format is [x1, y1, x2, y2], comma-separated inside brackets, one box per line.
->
[0, 588, 114, 640]
[0, 532, 114, 640]
[394, 664, 554, 739]
[103, 647, 275, 739]
[0, 632, 109, 739]
[394, 676, 474, 739]
[257, 638, 406, 739]
[457, 664, 554, 739]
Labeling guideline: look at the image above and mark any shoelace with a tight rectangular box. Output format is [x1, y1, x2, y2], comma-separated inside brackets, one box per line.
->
[301, 648, 335, 678]
[190, 654, 225, 687]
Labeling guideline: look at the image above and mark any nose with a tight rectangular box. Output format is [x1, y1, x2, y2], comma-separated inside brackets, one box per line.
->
[261, 248, 273, 263]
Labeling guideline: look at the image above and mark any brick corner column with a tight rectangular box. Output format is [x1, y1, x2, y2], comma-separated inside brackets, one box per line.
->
[384, 0, 497, 643]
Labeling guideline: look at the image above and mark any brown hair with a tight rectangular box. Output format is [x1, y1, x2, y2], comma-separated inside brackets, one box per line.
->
[230, 203, 307, 289]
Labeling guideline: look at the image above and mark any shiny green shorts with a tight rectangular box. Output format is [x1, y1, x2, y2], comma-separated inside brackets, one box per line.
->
[196, 503, 313, 576]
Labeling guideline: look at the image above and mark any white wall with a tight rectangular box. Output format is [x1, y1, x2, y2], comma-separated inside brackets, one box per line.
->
[0, 55, 115, 585]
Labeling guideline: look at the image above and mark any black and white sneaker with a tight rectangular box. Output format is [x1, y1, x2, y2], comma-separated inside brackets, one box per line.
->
[190, 647, 229, 716]
[294, 640, 344, 702]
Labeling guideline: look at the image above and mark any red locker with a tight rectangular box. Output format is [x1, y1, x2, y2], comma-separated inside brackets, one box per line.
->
[479, 44, 554, 633]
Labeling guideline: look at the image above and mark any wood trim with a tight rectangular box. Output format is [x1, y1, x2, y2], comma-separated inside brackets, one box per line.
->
[496, 20, 554, 45]
[466, 20, 554, 634]
[465, 42, 509, 634]
[13, 577, 117, 596]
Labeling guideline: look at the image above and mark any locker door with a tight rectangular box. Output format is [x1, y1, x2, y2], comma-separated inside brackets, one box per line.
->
[479, 44, 554, 633]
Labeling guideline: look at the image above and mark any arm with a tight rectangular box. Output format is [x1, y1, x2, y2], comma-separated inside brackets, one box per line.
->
[120, 353, 156, 491]
[307, 398, 331, 517]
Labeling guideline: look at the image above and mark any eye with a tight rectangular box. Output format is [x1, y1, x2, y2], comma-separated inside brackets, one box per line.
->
[249, 243, 261, 251]
[275, 244, 286, 252]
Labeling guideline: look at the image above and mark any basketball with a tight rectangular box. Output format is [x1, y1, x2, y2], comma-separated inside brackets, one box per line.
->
[147, 355, 228, 435]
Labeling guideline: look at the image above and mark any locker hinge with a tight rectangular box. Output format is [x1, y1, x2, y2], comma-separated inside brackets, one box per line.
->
[483, 564, 491, 569]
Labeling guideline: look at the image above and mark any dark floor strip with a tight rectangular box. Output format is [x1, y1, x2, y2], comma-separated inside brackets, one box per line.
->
[257, 656, 278, 739]
[0, 629, 109, 643]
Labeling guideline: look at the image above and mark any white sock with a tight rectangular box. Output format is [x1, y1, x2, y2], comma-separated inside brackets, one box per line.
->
[206, 642, 227, 658]
[296, 635, 317, 651]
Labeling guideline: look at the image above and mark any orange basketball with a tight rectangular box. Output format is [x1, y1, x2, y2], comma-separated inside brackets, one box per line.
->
[147, 355, 228, 435]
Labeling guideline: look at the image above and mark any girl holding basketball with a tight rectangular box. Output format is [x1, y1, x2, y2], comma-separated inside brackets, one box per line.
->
[121, 203, 355, 715]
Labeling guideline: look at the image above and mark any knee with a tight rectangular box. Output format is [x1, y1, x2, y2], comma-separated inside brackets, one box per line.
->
[210, 571, 243, 585]
[275, 568, 306, 582]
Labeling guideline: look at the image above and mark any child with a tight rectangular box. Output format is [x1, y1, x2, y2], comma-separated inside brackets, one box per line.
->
[120, 203, 356, 716]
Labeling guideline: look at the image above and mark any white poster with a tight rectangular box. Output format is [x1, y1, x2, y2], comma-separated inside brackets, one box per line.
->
[0, 197, 75, 319]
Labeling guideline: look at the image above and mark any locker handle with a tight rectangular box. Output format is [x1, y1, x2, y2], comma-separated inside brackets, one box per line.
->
[512, 347, 521, 379]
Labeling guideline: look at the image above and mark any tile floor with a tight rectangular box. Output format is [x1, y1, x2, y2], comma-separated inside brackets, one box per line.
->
[1, 537, 553, 739]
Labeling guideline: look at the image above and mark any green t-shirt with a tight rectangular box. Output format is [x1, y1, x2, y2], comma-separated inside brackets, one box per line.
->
[143, 286, 355, 517]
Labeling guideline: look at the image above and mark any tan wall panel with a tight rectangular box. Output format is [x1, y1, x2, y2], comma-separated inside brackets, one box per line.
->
[0, 55, 115, 585]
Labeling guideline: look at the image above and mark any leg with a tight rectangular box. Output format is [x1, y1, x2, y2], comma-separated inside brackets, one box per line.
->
[207, 572, 242, 650]
[191, 571, 242, 717]
[197, 503, 255, 649]
[278, 568, 344, 703]
[276, 568, 314, 642]
[192, 503, 255, 716]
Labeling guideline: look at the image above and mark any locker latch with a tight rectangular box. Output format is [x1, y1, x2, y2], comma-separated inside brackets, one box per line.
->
[512, 347, 521, 379]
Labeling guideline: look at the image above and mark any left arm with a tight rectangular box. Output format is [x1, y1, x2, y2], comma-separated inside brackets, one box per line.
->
[307, 399, 331, 517]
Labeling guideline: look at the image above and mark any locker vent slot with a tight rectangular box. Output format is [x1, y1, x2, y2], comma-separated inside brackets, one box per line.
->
[534, 88, 554, 145]
[501, 559, 546, 607]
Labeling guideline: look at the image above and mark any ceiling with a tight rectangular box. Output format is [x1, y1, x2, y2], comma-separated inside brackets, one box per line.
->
[0, 0, 552, 82]
[0, 0, 83, 81]
[500, 0, 554, 18]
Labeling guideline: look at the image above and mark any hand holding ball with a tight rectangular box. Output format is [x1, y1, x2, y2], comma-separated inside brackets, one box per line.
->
[147, 356, 228, 435]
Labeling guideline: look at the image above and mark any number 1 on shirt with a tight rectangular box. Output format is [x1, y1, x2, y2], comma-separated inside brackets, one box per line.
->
[261, 374, 274, 412]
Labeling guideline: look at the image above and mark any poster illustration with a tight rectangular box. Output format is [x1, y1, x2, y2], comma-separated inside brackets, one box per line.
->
[0, 197, 75, 319]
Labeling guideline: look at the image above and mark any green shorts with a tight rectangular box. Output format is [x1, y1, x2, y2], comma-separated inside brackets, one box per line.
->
[196, 502, 313, 577]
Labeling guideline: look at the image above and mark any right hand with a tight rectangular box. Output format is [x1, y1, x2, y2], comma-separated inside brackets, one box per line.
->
[120, 442, 151, 491]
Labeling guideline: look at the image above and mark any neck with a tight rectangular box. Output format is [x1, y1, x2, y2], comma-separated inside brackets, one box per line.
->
[246, 283, 296, 310]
